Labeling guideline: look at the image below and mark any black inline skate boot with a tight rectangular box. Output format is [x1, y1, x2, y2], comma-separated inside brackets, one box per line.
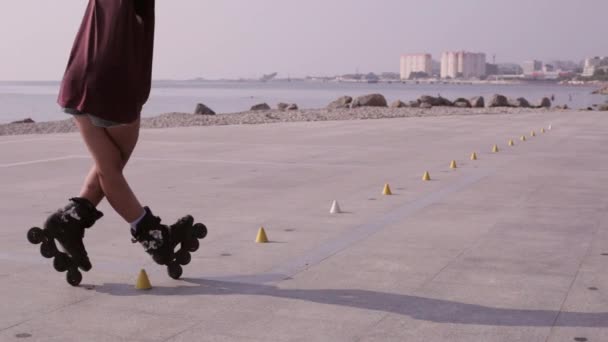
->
[27, 197, 104, 286]
[131, 207, 207, 280]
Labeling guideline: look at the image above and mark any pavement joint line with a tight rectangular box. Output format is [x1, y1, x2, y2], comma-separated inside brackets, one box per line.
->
[0, 155, 86, 168]
[130, 156, 374, 169]
[256, 169, 492, 285]
[544, 210, 608, 342]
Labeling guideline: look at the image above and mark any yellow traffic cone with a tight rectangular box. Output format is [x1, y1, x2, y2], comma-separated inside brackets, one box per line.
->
[422, 171, 431, 181]
[256, 227, 269, 243]
[450, 160, 457, 169]
[521, 135, 527, 142]
[492, 144, 499, 153]
[508, 139, 515, 146]
[382, 184, 392, 196]
[470, 152, 478, 161]
[135, 269, 152, 290]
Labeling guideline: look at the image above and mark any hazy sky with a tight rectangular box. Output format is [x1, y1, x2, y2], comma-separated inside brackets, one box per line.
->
[0, 0, 605, 80]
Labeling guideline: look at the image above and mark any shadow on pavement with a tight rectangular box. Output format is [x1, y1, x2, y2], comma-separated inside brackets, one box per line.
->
[93, 276, 608, 328]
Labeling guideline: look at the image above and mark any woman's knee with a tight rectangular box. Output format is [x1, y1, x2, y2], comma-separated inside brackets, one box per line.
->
[95, 161, 124, 181]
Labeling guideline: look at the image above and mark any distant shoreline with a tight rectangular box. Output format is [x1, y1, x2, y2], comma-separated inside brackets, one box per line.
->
[0, 106, 571, 137]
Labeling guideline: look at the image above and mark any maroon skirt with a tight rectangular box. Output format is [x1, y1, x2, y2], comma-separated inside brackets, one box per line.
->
[58, 0, 155, 125]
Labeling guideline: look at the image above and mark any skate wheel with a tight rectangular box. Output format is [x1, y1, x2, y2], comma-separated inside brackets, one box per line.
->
[176, 250, 191, 266]
[40, 242, 58, 259]
[153, 253, 169, 266]
[187, 239, 200, 252]
[53, 253, 70, 272]
[66, 269, 82, 286]
[27, 227, 45, 244]
[168, 263, 183, 280]
[193, 223, 207, 239]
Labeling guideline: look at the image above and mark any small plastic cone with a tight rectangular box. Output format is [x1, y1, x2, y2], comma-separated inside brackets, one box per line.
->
[521, 136, 527, 142]
[508, 140, 514, 147]
[492, 145, 499, 153]
[531, 131, 536, 137]
[422, 172, 431, 181]
[135, 269, 152, 290]
[471, 152, 478, 161]
[382, 184, 392, 196]
[449, 160, 457, 169]
[256, 227, 269, 243]
[330, 200, 342, 214]
[541, 128, 546, 134]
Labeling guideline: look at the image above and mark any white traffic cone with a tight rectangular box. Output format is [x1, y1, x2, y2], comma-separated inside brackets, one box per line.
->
[330, 200, 342, 214]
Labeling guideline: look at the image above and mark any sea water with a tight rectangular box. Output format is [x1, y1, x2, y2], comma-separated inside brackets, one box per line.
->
[0, 80, 604, 124]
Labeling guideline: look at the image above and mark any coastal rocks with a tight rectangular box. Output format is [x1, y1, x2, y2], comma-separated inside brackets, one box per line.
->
[420, 102, 433, 109]
[409, 100, 421, 108]
[598, 104, 608, 111]
[508, 97, 532, 108]
[287, 103, 299, 111]
[555, 104, 570, 110]
[418, 95, 453, 107]
[351, 94, 388, 108]
[10, 118, 35, 124]
[538, 97, 552, 108]
[251, 103, 271, 111]
[470, 96, 485, 108]
[194, 103, 216, 115]
[592, 86, 608, 95]
[390, 100, 407, 108]
[453, 98, 472, 108]
[277, 103, 289, 111]
[327, 96, 353, 109]
[488, 94, 509, 107]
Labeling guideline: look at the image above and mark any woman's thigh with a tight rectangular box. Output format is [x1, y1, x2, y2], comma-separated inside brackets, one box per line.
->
[74, 117, 127, 175]
[105, 118, 140, 165]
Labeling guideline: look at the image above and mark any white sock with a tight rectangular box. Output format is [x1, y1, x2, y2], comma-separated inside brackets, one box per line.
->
[130, 209, 147, 233]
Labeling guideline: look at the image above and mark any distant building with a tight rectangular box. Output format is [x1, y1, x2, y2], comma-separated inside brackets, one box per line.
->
[440, 51, 486, 79]
[400, 54, 432, 79]
[522, 60, 543, 75]
[583, 57, 608, 77]
[486, 63, 499, 76]
[497, 63, 523, 75]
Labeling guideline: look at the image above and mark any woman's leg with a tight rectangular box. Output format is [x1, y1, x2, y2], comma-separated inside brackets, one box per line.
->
[73, 116, 143, 222]
[78, 119, 141, 207]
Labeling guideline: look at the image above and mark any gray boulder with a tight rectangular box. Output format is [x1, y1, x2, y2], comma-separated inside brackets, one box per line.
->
[453, 98, 472, 108]
[488, 94, 509, 107]
[409, 100, 421, 108]
[287, 103, 299, 110]
[251, 103, 271, 111]
[327, 96, 353, 109]
[277, 103, 289, 111]
[538, 97, 551, 108]
[390, 100, 407, 108]
[10, 118, 35, 124]
[418, 95, 453, 107]
[508, 97, 532, 108]
[420, 102, 433, 109]
[351, 94, 388, 108]
[194, 103, 216, 115]
[470, 96, 485, 108]
[598, 104, 608, 111]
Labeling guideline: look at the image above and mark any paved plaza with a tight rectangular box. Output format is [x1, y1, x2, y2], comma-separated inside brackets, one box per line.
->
[1, 111, 607, 341]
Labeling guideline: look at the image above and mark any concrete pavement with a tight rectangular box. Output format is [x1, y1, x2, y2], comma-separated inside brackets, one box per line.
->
[1, 111, 607, 341]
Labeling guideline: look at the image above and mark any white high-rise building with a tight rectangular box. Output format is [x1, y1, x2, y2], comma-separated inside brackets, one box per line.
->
[400, 54, 432, 79]
[583, 57, 607, 77]
[440, 51, 486, 79]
